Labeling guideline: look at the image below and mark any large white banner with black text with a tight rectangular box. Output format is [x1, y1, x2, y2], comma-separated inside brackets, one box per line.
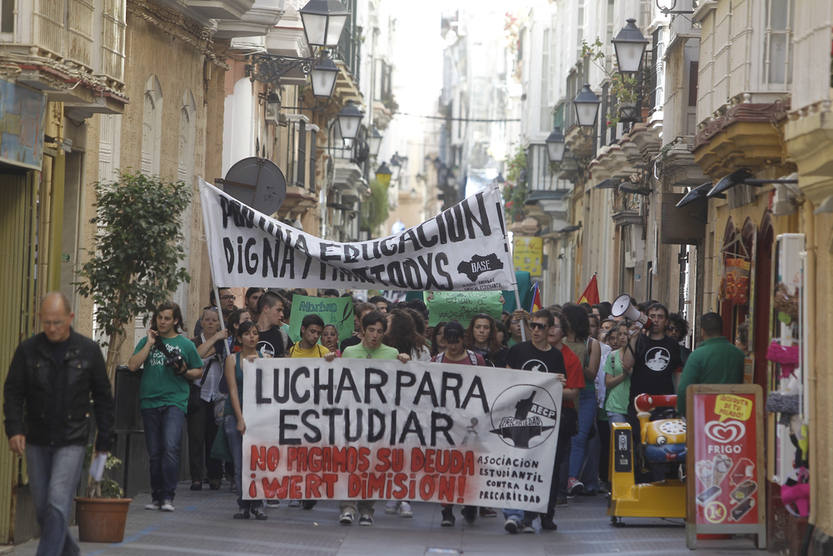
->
[199, 178, 514, 291]
[241, 358, 563, 512]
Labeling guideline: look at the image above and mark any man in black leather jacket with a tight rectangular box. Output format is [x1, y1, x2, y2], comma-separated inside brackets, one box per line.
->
[4, 292, 114, 556]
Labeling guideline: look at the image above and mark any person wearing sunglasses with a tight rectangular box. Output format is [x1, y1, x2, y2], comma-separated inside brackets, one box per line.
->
[502, 309, 568, 534]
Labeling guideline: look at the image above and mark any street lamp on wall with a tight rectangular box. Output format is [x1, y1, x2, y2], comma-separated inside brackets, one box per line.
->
[310, 57, 339, 98]
[246, 0, 349, 99]
[573, 84, 601, 128]
[545, 126, 565, 162]
[367, 126, 383, 158]
[299, 0, 350, 48]
[375, 162, 392, 187]
[612, 19, 649, 75]
[337, 101, 364, 140]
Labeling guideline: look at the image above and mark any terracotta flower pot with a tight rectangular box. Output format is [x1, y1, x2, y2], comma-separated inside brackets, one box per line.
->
[75, 497, 132, 543]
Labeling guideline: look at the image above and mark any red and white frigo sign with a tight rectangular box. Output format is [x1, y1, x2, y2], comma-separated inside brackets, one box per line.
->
[692, 393, 759, 525]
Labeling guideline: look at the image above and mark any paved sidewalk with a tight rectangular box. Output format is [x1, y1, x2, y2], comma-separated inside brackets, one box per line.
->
[10, 483, 760, 555]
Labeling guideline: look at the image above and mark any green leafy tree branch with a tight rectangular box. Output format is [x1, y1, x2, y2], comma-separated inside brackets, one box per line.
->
[76, 170, 191, 381]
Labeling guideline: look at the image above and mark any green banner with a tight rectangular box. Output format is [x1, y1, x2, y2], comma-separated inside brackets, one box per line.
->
[288, 295, 354, 344]
[424, 291, 503, 327]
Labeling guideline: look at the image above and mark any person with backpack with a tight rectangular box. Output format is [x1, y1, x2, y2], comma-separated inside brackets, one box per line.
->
[431, 321, 487, 527]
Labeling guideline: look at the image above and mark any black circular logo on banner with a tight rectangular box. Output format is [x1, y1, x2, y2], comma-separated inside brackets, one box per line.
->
[489, 384, 557, 449]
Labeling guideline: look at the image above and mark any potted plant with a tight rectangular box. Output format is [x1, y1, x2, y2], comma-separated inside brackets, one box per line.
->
[75, 448, 132, 543]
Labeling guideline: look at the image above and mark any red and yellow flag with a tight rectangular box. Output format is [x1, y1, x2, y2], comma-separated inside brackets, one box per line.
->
[577, 274, 600, 305]
[530, 282, 542, 313]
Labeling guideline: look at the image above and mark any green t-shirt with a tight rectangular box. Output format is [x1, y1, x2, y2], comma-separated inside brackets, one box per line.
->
[603, 350, 630, 414]
[342, 342, 399, 360]
[676, 337, 744, 416]
[134, 334, 203, 412]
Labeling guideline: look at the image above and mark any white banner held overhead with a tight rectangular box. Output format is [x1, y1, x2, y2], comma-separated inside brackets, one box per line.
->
[241, 358, 563, 512]
[199, 178, 514, 291]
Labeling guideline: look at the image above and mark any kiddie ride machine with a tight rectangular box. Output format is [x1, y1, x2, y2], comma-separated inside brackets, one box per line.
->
[608, 393, 687, 526]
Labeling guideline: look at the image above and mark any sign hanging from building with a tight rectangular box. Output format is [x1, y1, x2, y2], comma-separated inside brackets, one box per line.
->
[241, 357, 563, 511]
[512, 236, 543, 276]
[686, 384, 766, 549]
[0, 80, 47, 170]
[200, 178, 515, 291]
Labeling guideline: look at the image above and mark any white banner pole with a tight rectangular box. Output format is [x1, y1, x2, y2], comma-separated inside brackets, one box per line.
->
[496, 186, 527, 342]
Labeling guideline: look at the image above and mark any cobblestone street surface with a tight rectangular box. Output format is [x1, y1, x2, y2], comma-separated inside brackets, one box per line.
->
[10, 482, 762, 555]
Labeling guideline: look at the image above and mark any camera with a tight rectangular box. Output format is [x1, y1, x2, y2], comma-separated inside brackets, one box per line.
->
[154, 336, 187, 376]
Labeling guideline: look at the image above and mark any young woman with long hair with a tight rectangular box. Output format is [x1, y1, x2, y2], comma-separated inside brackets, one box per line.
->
[223, 321, 267, 520]
[463, 313, 508, 368]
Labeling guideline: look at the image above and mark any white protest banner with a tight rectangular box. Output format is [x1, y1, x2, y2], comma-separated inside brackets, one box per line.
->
[241, 358, 562, 512]
[199, 178, 514, 291]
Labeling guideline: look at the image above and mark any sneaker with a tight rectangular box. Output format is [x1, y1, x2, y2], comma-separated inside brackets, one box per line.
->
[144, 501, 160, 511]
[479, 507, 497, 518]
[385, 500, 399, 514]
[441, 507, 456, 527]
[302, 500, 317, 510]
[233, 509, 250, 519]
[520, 521, 535, 534]
[266, 499, 281, 507]
[339, 510, 355, 525]
[288, 500, 301, 508]
[398, 501, 413, 518]
[504, 517, 519, 534]
[160, 500, 175, 512]
[251, 506, 268, 520]
[190, 481, 202, 491]
[358, 513, 373, 526]
[461, 506, 477, 524]
[567, 477, 584, 496]
[208, 479, 221, 490]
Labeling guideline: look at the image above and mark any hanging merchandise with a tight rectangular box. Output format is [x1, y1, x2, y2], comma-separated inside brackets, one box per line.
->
[720, 257, 751, 304]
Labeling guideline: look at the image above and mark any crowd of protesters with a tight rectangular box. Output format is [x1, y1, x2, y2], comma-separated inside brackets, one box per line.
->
[112, 286, 718, 535]
[8, 282, 739, 548]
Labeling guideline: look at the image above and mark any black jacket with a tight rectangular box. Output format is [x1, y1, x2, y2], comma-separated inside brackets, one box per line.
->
[4, 329, 114, 451]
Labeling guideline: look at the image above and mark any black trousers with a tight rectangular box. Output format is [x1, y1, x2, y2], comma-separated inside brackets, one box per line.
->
[186, 388, 223, 482]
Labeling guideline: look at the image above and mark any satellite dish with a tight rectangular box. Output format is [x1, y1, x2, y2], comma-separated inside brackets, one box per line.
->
[222, 157, 286, 215]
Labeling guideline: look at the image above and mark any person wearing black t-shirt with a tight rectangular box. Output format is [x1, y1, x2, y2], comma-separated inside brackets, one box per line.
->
[621, 302, 682, 481]
[503, 309, 567, 534]
[255, 292, 290, 357]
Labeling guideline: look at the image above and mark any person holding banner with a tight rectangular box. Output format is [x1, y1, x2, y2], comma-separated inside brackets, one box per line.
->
[188, 308, 228, 491]
[223, 320, 268, 520]
[503, 309, 568, 534]
[339, 311, 410, 526]
[430, 321, 488, 527]
[340, 302, 376, 352]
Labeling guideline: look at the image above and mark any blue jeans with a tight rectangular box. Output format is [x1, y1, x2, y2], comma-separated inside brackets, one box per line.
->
[141, 405, 186, 503]
[26, 444, 86, 556]
[224, 414, 263, 512]
[568, 389, 600, 491]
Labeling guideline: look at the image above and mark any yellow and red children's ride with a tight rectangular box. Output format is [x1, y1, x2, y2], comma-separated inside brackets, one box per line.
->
[608, 393, 687, 525]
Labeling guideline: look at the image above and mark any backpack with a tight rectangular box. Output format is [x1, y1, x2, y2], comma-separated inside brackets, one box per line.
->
[435, 350, 480, 365]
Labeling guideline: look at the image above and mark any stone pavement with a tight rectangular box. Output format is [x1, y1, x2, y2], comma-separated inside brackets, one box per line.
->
[10, 483, 761, 555]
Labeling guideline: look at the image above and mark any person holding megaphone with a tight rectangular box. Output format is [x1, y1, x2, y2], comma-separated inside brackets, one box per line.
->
[617, 299, 682, 483]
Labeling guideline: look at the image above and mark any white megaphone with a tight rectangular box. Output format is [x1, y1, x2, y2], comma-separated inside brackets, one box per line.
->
[611, 294, 651, 330]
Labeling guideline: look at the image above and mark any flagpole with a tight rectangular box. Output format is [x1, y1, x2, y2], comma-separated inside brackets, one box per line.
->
[496, 185, 526, 342]
[199, 178, 226, 333]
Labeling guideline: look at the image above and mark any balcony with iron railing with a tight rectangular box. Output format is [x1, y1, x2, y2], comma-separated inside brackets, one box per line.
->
[1, 0, 127, 113]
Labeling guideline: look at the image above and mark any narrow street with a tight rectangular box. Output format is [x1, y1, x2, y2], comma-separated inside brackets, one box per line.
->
[11, 486, 758, 555]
